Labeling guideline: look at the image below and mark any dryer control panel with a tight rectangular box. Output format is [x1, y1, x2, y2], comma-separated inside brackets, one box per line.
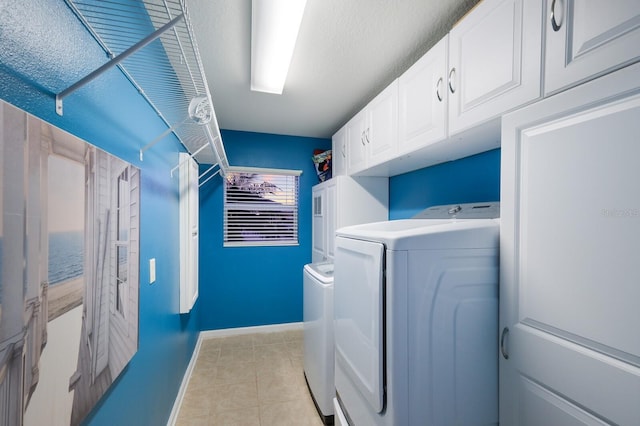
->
[413, 202, 500, 219]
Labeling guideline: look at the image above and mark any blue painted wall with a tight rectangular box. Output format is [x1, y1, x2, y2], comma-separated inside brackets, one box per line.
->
[198, 130, 330, 330]
[389, 149, 501, 219]
[0, 1, 198, 424]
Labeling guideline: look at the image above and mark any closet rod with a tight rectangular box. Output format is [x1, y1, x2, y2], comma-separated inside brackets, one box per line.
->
[170, 143, 209, 177]
[199, 163, 219, 181]
[199, 170, 220, 188]
[55, 13, 184, 116]
[139, 117, 190, 161]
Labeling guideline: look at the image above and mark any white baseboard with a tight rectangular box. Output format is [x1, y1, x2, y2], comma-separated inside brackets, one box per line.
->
[199, 322, 303, 340]
[167, 334, 202, 426]
[167, 322, 303, 425]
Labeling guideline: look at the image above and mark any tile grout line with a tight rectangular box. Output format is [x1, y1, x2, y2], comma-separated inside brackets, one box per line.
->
[175, 328, 319, 425]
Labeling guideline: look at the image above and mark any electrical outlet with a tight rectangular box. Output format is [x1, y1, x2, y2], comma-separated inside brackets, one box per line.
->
[149, 258, 156, 284]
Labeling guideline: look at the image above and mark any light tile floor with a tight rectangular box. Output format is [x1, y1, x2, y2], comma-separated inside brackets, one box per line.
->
[176, 329, 324, 426]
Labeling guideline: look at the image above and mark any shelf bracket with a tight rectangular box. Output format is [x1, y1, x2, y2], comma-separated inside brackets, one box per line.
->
[55, 13, 185, 116]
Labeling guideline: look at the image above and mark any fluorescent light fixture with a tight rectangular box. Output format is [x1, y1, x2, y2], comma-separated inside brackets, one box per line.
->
[251, 0, 307, 94]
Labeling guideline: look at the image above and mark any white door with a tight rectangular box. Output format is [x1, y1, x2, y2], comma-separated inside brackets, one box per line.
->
[544, 0, 640, 96]
[347, 110, 368, 174]
[397, 35, 448, 155]
[332, 126, 347, 177]
[311, 184, 326, 262]
[179, 153, 199, 313]
[325, 181, 336, 260]
[500, 63, 640, 425]
[187, 156, 199, 309]
[368, 80, 398, 167]
[448, 0, 542, 134]
[334, 236, 385, 413]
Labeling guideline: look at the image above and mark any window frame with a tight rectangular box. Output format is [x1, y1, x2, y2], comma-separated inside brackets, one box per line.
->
[223, 166, 302, 247]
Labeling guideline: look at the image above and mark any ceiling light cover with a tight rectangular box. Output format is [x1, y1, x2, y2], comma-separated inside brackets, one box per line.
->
[251, 0, 307, 94]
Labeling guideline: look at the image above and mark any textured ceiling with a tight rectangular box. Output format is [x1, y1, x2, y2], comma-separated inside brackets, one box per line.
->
[187, 0, 480, 140]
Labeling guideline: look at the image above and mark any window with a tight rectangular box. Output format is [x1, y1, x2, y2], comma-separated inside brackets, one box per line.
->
[224, 167, 301, 247]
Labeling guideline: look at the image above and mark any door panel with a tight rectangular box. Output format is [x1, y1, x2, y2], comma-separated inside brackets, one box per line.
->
[368, 80, 398, 167]
[312, 186, 325, 262]
[187, 157, 199, 309]
[332, 127, 347, 177]
[513, 326, 640, 425]
[517, 374, 609, 426]
[544, 0, 640, 95]
[347, 111, 368, 174]
[179, 153, 199, 313]
[334, 236, 385, 413]
[518, 100, 640, 359]
[448, 0, 542, 134]
[500, 64, 640, 425]
[326, 182, 336, 259]
[397, 36, 447, 154]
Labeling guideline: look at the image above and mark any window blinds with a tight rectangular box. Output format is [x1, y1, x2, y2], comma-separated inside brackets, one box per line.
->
[223, 168, 300, 247]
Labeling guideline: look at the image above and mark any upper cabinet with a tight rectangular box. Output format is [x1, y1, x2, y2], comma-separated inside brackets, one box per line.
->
[368, 81, 398, 166]
[544, 0, 640, 96]
[332, 125, 347, 177]
[397, 36, 448, 155]
[347, 82, 398, 175]
[448, 0, 543, 135]
[347, 109, 369, 174]
[331, 0, 557, 177]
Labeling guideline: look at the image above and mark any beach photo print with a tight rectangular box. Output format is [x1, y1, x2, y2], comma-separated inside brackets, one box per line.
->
[0, 100, 140, 425]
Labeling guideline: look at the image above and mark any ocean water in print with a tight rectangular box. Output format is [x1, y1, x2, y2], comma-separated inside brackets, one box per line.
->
[48, 231, 84, 285]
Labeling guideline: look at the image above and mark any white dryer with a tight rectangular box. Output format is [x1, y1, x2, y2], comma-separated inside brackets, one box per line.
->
[303, 261, 335, 424]
[333, 202, 500, 426]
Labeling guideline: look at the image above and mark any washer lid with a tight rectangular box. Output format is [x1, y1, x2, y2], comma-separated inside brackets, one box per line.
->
[304, 262, 334, 283]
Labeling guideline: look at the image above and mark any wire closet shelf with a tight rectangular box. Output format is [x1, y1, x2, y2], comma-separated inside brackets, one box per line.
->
[59, 0, 228, 178]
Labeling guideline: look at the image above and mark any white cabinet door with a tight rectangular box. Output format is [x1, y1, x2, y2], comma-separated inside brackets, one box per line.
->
[448, 0, 542, 135]
[325, 181, 337, 259]
[311, 184, 326, 263]
[368, 80, 398, 167]
[500, 63, 640, 426]
[398, 36, 448, 155]
[179, 153, 199, 313]
[348, 83, 399, 175]
[347, 110, 369, 174]
[544, 0, 640, 96]
[332, 126, 347, 177]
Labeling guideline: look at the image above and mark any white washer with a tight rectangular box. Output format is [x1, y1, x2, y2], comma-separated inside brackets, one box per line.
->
[333, 202, 500, 426]
[303, 261, 335, 424]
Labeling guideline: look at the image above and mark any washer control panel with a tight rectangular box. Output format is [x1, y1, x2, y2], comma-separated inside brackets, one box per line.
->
[413, 202, 500, 219]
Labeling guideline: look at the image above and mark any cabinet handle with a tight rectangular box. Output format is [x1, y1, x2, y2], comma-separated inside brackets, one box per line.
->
[361, 130, 365, 146]
[500, 327, 509, 360]
[366, 128, 371, 144]
[341, 144, 346, 158]
[436, 77, 443, 102]
[448, 67, 456, 94]
[550, 0, 562, 32]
